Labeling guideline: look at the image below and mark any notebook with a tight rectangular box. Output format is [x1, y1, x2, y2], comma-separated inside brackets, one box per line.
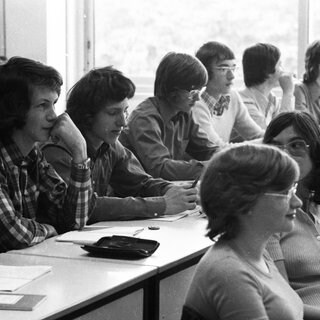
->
[0, 293, 46, 311]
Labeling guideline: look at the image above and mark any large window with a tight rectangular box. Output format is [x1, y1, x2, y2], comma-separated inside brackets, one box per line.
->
[309, 0, 320, 41]
[1, 0, 317, 113]
[94, 0, 299, 109]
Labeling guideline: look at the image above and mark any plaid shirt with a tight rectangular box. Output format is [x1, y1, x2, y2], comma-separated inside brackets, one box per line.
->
[201, 91, 230, 117]
[0, 137, 92, 252]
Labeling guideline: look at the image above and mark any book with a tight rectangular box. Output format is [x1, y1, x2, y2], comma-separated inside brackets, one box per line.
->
[56, 226, 145, 245]
[0, 293, 46, 311]
[0, 265, 52, 292]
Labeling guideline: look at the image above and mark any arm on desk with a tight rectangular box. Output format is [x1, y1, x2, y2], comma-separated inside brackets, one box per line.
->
[163, 185, 198, 215]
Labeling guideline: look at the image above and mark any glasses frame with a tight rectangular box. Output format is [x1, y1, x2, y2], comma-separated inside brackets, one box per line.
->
[264, 183, 298, 199]
[212, 66, 238, 74]
[175, 86, 206, 100]
[272, 139, 310, 157]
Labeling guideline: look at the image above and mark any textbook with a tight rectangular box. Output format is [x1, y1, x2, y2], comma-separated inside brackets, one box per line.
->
[0, 265, 52, 292]
[0, 293, 46, 311]
[56, 226, 145, 245]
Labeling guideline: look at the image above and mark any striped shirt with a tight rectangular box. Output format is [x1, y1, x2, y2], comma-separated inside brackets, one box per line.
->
[0, 137, 92, 252]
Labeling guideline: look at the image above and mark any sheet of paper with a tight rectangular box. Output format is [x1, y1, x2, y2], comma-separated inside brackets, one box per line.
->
[0, 294, 23, 304]
[150, 205, 202, 222]
[0, 265, 52, 292]
[56, 226, 145, 245]
[0, 279, 30, 292]
[0, 265, 52, 280]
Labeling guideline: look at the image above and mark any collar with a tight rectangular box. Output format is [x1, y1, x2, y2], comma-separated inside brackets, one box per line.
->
[201, 91, 231, 116]
[0, 137, 38, 167]
[201, 91, 218, 109]
[154, 97, 187, 125]
[87, 141, 109, 161]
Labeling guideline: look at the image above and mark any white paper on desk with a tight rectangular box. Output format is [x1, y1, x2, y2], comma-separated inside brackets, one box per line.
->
[56, 227, 144, 245]
[150, 205, 201, 222]
[0, 265, 52, 292]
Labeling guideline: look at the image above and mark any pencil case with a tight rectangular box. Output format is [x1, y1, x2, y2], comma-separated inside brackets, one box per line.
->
[81, 235, 160, 259]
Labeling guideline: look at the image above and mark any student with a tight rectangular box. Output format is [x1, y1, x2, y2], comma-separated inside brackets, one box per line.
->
[294, 40, 320, 124]
[119, 52, 218, 181]
[192, 41, 264, 146]
[264, 111, 320, 319]
[240, 43, 294, 129]
[0, 57, 92, 252]
[43, 66, 198, 222]
[182, 143, 303, 320]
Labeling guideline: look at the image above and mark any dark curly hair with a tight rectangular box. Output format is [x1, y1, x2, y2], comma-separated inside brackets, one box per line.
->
[66, 66, 135, 134]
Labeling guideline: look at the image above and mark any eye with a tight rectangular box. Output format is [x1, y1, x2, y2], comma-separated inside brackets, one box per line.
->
[289, 141, 305, 150]
[105, 110, 118, 116]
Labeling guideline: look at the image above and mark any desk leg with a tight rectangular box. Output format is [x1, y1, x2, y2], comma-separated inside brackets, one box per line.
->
[144, 275, 160, 320]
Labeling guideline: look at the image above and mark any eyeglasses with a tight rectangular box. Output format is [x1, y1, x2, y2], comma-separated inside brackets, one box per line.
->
[264, 183, 298, 199]
[213, 66, 238, 74]
[176, 87, 206, 99]
[271, 139, 310, 157]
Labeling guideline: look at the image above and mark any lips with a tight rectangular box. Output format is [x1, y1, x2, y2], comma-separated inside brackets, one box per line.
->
[286, 212, 296, 219]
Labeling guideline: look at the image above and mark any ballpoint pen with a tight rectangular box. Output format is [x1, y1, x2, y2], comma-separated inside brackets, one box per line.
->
[191, 175, 200, 188]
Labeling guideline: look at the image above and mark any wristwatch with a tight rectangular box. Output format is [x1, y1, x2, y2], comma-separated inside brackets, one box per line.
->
[72, 158, 91, 170]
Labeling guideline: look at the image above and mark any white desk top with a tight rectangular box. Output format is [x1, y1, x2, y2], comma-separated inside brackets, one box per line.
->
[8, 215, 212, 273]
[0, 253, 155, 320]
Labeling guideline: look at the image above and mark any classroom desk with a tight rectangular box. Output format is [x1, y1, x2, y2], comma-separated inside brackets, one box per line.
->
[7, 215, 212, 320]
[88, 215, 212, 320]
[0, 253, 156, 320]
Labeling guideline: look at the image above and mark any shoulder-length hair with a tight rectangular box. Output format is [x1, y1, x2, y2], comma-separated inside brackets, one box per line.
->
[242, 43, 280, 87]
[263, 111, 320, 203]
[154, 52, 207, 99]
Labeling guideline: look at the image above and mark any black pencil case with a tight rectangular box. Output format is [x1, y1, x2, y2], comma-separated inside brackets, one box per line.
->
[81, 235, 160, 259]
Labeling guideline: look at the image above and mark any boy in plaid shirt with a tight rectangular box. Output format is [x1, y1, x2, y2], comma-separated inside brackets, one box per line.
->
[0, 57, 92, 252]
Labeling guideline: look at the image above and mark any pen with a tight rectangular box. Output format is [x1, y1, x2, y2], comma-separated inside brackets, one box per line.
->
[191, 176, 200, 188]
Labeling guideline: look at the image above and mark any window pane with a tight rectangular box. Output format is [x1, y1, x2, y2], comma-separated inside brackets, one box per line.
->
[94, 0, 299, 108]
[309, 0, 320, 42]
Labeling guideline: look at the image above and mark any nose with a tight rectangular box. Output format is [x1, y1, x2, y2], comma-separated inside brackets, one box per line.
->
[290, 193, 303, 210]
[227, 69, 235, 79]
[193, 92, 200, 102]
[116, 112, 127, 127]
[46, 105, 57, 122]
